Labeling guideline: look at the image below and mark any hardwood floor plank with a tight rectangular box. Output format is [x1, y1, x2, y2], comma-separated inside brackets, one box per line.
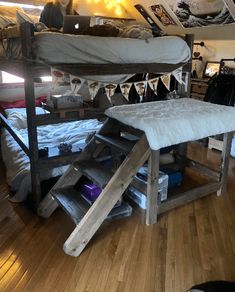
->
[0, 143, 235, 292]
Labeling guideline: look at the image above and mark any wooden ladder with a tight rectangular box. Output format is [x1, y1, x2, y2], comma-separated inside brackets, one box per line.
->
[38, 118, 160, 256]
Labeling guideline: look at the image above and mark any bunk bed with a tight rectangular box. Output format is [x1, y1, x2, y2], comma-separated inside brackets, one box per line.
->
[2, 22, 235, 258]
[0, 22, 193, 207]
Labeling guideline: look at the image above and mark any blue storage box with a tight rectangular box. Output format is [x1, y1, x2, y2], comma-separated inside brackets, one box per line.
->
[161, 168, 183, 188]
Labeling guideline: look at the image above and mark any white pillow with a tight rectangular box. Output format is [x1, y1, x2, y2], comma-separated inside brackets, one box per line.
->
[5, 107, 46, 129]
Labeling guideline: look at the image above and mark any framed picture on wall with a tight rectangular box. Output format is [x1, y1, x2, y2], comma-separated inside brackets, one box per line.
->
[203, 61, 220, 78]
[164, 0, 235, 28]
[150, 4, 177, 26]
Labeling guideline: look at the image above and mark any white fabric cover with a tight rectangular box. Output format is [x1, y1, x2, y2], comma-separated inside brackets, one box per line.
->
[33, 33, 191, 83]
[1, 107, 102, 202]
[105, 98, 235, 150]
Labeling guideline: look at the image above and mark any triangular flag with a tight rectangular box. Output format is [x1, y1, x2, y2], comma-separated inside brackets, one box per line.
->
[147, 77, 159, 95]
[104, 83, 117, 102]
[160, 73, 171, 91]
[172, 67, 184, 84]
[51, 67, 67, 89]
[70, 75, 85, 95]
[134, 81, 147, 102]
[87, 80, 101, 101]
[119, 83, 132, 101]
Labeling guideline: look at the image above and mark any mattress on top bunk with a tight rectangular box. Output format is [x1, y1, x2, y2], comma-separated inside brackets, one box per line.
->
[0, 33, 191, 83]
[33, 33, 191, 83]
[1, 107, 102, 202]
[33, 33, 190, 66]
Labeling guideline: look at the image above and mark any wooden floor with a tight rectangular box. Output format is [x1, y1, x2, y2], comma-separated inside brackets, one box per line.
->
[0, 143, 235, 292]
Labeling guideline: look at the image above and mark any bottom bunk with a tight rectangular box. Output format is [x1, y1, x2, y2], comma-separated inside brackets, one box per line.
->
[1, 106, 102, 202]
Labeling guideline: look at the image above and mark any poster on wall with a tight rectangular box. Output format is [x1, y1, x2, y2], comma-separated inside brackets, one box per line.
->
[164, 0, 235, 27]
[150, 4, 177, 25]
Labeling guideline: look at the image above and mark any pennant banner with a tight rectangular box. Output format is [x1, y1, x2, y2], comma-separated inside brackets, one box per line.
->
[134, 81, 147, 102]
[51, 68, 69, 89]
[120, 83, 132, 101]
[147, 77, 159, 95]
[104, 83, 118, 102]
[70, 75, 85, 95]
[160, 73, 171, 91]
[87, 80, 101, 101]
[172, 67, 184, 85]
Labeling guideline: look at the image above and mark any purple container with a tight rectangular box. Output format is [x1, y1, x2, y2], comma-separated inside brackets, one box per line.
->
[81, 183, 102, 202]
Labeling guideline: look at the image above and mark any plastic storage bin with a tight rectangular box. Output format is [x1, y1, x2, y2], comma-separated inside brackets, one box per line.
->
[126, 166, 169, 210]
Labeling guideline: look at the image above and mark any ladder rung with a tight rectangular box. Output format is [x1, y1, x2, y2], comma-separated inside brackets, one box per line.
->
[95, 133, 135, 154]
[73, 159, 113, 188]
[51, 186, 132, 225]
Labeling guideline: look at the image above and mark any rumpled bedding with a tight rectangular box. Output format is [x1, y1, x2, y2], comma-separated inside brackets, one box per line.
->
[1, 107, 102, 202]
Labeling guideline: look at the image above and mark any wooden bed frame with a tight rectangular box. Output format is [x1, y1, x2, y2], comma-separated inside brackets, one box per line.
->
[0, 22, 194, 208]
[1, 23, 232, 258]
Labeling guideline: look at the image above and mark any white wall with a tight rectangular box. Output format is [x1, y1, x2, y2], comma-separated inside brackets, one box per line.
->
[192, 39, 235, 78]
[0, 84, 69, 102]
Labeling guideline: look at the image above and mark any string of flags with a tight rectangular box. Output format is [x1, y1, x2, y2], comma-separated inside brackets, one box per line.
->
[51, 67, 184, 102]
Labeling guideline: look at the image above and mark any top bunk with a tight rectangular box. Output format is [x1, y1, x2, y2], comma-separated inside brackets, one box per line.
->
[0, 22, 192, 81]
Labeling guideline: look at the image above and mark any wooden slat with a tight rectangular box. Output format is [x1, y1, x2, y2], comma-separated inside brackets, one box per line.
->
[0, 114, 29, 155]
[21, 22, 41, 207]
[37, 165, 83, 218]
[52, 186, 132, 225]
[73, 159, 113, 188]
[52, 62, 186, 76]
[95, 133, 135, 155]
[158, 182, 221, 215]
[186, 158, 220, 181]
[146, 150, 160, 225]
[33, 109, 105, 126]
[217, 132, 233, 196]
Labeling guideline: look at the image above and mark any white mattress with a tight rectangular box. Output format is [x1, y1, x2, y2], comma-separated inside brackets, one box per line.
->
[1, 33, 191, 83]
[105, 98, 235, 150]
[32, 33, 191, 83]
[1, 107, 102, 202]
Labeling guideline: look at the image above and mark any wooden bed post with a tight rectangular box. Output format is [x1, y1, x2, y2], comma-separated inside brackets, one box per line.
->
[178, 34, 194, 98]
[217, 132, 233, 196]
[146, 150, 160, 225]
[21, 23, 41, 207]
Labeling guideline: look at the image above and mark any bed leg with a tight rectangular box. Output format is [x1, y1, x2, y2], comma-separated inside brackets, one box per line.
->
[146, 150, 160, 225]
[217, 132, 233, 196]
